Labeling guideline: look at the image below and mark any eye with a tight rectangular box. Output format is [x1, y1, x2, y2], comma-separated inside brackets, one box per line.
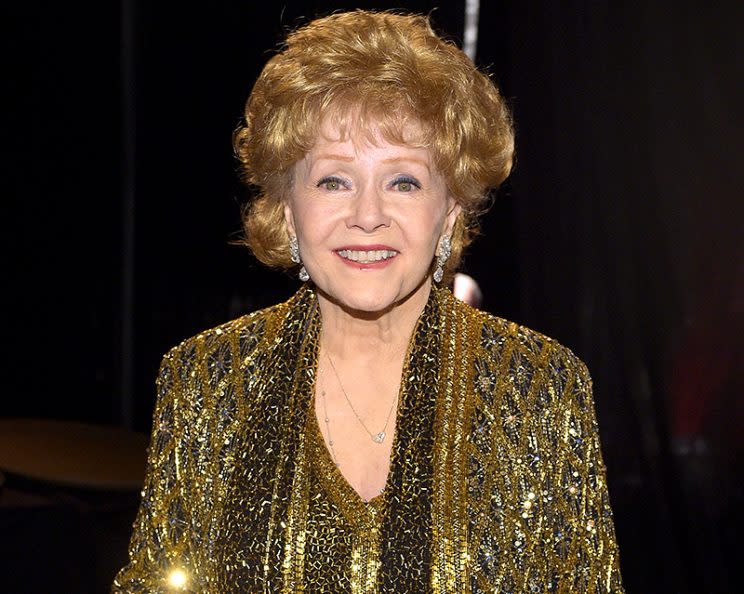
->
[392, 176, 421, 192]
[317, 176, 346, 191]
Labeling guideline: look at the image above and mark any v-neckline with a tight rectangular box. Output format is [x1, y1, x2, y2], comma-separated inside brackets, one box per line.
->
[307, 402, 388, 522]
[303, 284, 440, 528]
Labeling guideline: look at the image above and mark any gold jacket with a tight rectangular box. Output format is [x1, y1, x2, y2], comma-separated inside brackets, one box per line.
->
[113, 285, 624, 593]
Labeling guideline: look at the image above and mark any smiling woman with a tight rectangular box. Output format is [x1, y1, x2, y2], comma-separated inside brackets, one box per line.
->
[113, 10, 624, 594]
[286, 118, 458, 316]
[235, 10, 513, 284]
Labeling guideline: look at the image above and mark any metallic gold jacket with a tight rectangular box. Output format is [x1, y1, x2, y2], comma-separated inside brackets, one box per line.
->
[113, 285, 624, 593]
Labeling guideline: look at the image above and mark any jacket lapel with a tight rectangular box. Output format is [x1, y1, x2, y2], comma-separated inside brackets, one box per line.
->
[214, 287, 320, 593]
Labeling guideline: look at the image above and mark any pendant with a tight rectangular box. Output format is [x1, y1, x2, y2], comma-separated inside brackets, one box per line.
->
[372, 431, 385, 443]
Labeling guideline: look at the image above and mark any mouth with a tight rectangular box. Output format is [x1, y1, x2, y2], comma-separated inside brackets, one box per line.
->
[336, 248, 398, 264]
[334, 243, 400, 270]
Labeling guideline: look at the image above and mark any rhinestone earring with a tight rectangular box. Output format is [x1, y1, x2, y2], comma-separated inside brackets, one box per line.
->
[433, 235, 452, 283]
[289, 236, 310, 282]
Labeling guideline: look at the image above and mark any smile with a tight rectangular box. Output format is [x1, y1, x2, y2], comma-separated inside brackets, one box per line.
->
[336, 249, 398, 264]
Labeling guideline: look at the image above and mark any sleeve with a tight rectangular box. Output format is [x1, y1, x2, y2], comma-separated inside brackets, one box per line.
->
[112, 349, 198, 593]
[549, 352, 625, 593]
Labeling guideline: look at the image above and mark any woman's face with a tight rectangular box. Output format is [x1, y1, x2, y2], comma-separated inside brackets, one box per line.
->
[284, 118, 460, 315]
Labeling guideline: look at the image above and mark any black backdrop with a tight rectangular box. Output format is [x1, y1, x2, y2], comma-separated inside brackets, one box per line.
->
[6, 1, 743, 592]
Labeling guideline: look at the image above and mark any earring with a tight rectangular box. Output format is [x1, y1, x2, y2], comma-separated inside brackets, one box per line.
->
[289, 236, 310, 282]
[289, 236, 300, 263]
[433, 235, 452, 283]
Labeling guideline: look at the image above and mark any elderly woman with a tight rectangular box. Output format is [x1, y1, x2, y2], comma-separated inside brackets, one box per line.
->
[114, 10, 623, 593]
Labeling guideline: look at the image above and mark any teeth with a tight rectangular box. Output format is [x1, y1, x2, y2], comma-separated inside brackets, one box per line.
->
[338, 249, 397, 263]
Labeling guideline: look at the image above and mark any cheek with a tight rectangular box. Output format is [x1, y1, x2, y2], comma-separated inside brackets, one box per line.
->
[293, 202, 339, 243]
[290, 197, 320, 228]
[407, 207, 447, 244]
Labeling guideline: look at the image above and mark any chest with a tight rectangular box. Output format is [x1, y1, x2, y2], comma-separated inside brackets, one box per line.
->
[313, 371, 399, 502]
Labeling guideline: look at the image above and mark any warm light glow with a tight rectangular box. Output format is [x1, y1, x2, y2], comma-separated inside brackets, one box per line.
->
[167, 568, 188, 589]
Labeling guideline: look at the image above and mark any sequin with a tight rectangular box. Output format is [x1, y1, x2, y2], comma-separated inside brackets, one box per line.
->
[112, 285, 624, 593]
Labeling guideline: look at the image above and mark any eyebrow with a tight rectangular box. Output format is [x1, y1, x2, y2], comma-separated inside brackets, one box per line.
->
[315, 153, 355, 162]
[310, 154, 432, 172]
[381, 156, 430, 171]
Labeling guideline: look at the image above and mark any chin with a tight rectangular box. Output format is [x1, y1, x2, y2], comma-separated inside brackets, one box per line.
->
[331, 289, 399, 315]
[317, 274, 430, 317]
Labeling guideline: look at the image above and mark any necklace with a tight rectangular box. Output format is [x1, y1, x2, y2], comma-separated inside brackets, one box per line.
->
[319, 376, 386, 499]
[318, 370, 341, 467]
[324, 351, 398, 444]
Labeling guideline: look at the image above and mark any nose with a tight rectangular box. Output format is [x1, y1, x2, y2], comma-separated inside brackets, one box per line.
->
[346, 185, 390, 232]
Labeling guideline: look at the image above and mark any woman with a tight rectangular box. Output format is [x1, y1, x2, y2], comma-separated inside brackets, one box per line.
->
[114, 10, 624, 593]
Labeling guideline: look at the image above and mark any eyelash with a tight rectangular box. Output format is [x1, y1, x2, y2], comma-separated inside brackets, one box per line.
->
[317, 176, 347, 190]
[391, 176, 421, 191]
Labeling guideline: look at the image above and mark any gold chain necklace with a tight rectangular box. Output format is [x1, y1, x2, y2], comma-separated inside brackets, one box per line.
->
[324, 351, 399, 444]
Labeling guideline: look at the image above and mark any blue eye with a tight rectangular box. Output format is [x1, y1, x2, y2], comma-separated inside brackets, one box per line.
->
[392, 176, 421, 192]
[317, 176, 346, 191]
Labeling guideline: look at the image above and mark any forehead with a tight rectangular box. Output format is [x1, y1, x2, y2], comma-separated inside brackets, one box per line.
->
[295, 134, 434, 182]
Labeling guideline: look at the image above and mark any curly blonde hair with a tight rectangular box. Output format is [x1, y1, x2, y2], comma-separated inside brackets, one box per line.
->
[234, 10, 514, 279]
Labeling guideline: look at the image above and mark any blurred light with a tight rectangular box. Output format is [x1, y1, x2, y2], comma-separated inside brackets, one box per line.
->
[463, 0, 480, 61]
[167, 568, 188, 589]
[454, 273, 483, 308]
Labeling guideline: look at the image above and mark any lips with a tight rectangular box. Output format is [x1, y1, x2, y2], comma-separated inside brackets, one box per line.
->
[334, 245, 398, 266]
[337, 248, 397, 263]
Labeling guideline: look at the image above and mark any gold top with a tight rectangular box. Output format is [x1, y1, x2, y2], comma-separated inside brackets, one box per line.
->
[113, 285, 624, 593]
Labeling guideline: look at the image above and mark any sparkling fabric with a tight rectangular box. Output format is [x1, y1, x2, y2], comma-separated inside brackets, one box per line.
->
[113, 285, 624, 593]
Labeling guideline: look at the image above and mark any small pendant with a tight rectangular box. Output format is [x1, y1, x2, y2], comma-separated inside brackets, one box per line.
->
[372, 431, 385, 443]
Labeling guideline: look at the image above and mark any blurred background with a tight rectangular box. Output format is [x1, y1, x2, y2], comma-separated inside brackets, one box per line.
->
[4, 1, 742, 591]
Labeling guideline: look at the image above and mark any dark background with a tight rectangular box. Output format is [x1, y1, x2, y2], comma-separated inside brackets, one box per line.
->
[5, 1, 743, 592]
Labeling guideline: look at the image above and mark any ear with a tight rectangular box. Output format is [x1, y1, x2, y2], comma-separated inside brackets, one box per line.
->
[442, 196, 462, 237]
[284, 201, 296, 237]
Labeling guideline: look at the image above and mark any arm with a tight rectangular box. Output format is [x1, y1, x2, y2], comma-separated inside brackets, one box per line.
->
[548, 350, 624, 593]
[112, 349, 197, 593]
[468, 320, 624, 593]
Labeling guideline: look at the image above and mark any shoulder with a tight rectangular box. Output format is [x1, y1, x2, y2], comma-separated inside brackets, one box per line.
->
[456, 301, 601, 458]
[447, 294, 592, 403]
[158, 297, 293, 381]
[149, 296, 302, 442]
[450, 292, 585, 366]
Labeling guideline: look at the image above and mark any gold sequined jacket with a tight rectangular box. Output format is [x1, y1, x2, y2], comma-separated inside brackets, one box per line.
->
[113, 285, 624, 593]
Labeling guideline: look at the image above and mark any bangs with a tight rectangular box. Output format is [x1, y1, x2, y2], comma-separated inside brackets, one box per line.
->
[314, 95, 432, 152]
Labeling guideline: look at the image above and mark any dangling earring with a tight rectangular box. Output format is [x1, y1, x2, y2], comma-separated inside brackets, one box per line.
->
[289, 236, 310, 282]
[433, 235, 452, 283]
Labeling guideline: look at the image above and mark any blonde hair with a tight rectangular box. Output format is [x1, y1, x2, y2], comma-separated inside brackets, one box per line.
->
[234, 10, 514, 279]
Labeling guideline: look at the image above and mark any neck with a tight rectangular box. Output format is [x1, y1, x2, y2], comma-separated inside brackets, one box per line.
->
[316, 279, 433, 362]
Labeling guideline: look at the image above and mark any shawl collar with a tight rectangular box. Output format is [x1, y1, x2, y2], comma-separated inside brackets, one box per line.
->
[214, 286, 320, 592]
